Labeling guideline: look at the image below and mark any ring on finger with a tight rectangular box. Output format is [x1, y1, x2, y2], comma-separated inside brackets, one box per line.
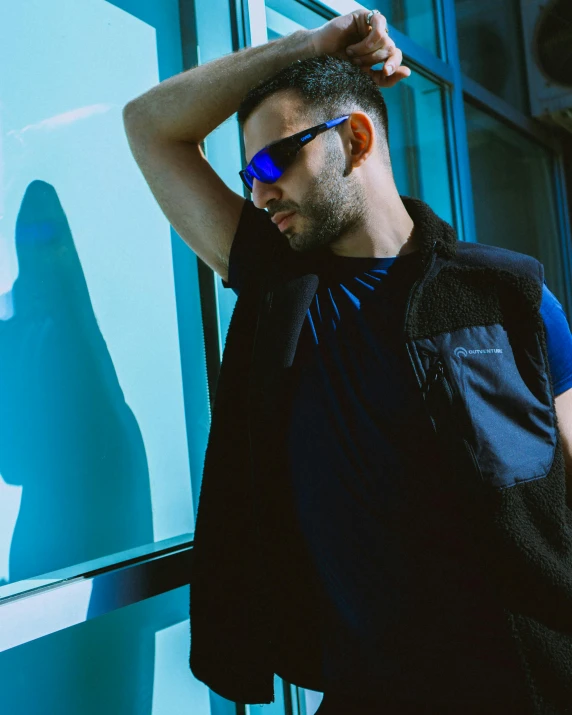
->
[365, 9, 379, 26]
[365, 9, 389, 34]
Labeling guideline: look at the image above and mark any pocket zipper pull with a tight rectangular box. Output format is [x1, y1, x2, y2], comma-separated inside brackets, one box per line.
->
[429, 357, 443, 379]
[422, 358, 440, 397]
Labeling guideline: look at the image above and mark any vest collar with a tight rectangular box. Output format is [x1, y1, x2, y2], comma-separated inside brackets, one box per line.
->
[400, 195, 458, 264]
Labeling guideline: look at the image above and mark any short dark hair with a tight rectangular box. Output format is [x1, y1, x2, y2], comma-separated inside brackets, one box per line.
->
[237, 55, 391, 162]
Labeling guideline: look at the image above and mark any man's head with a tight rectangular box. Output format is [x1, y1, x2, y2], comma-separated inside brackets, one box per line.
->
[237, 55, 393, 254]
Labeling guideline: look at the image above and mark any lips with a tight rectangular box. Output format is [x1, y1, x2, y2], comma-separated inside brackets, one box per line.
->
[271, 211, 295, 226]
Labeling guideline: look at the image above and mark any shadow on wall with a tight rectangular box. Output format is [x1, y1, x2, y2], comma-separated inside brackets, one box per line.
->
[0, 179, 154, 579]
[0, 180, 155, 714]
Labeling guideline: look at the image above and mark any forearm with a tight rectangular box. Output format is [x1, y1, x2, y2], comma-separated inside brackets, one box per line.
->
[123, 29, 315, 144]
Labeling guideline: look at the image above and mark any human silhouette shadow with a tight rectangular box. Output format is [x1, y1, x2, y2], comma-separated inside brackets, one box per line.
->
[0, 180, 157, 712]
[0, 180, 153, 581]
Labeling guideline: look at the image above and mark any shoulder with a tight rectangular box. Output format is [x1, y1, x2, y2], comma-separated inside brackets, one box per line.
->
[541, 283, 570, 326]
[540, 283, 572, 396]
[453, 241, 544, 284]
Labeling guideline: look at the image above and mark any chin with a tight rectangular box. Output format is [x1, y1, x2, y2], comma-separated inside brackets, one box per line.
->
[287, 233, 311, 253]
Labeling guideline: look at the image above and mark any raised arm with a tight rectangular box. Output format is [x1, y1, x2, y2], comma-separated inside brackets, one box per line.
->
[122, 11, 409, 282]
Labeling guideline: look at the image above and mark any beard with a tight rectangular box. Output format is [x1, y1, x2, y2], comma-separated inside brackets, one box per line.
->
[282, 144, 368, 253]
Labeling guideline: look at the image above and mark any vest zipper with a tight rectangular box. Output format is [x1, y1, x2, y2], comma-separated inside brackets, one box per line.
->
[422, 357, 449, 434]
[424, 355, 483, 485]
[463, 437, 482, 484]
[403, 244, 483, 486]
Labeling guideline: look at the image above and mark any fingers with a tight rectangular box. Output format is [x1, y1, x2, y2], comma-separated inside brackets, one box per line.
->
[344, 10, 411, 86]
[346, 10, 389, 57]
[382, 45, 402, 76]
[354, 63, 412, 88]
[352, 45, 403, 75]
[371, 65, 412, 88]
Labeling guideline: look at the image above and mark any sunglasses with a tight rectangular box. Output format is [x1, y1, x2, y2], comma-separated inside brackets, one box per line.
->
[239, 115, 350, 192]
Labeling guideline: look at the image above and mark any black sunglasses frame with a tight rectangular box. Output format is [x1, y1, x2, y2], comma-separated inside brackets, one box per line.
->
[239, 115, 350, 192]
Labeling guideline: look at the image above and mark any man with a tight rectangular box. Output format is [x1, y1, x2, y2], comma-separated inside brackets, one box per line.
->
[123, 8, 572, 714]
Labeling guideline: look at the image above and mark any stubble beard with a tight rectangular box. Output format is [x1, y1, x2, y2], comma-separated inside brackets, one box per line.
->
[284, 146, 368, 254]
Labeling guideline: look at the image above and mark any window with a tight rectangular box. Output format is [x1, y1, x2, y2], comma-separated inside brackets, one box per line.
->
[385, 72, 454, 225]
[0, 0, 208, 591]
[361, 0, 441, 56]
[465, 102, 567, 308]
[0, 586, 220, 715]
[454, 0, 529, 112]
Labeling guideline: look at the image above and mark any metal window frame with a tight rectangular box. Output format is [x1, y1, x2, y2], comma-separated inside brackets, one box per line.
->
[0, 535, 194, 651]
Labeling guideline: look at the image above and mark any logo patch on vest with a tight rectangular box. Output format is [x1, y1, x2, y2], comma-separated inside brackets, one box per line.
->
[415, 323, 556, 489]
[453, 346, 503, 358]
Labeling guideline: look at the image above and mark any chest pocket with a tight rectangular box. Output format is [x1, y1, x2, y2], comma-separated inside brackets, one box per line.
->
[413, 323, 557, 490]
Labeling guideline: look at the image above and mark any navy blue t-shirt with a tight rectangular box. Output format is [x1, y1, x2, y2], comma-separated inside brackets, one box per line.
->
[223, 200, 572, 706]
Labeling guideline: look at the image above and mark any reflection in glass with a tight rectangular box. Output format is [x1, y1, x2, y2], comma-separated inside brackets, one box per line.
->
[465, 102, 566, 308]
[454, 0, 528, 112]
[0, 586, 229, 715]
[266, 0, 325, 40]
[266, 0, 440, 57]
[384, 71, 453, 226]
[0, 182, 155, 585]
[357, 0, 440, 57]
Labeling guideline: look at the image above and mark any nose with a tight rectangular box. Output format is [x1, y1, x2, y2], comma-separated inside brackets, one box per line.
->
[251, 178, 282, 210]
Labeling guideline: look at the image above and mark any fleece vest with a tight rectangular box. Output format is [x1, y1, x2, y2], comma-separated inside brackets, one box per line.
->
[189, 196, 572, 714]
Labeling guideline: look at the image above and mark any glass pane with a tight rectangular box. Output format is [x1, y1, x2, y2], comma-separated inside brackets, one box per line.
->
[266, 0, 440, 57]
[266, 0, 325, 40]
[454, 0, 529, 113]
[0, 586, 237, 715]
[464, 102, 567, 310]
[359, 0, 441, 57]
[384, 71, 454, 228]
[0, 1, 210, 590]
[198, 0, 256, 345]
[298, 688, 324, 715]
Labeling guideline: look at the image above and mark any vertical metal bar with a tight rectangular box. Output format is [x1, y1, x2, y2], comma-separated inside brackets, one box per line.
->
[440, 0, 477, 244]
[230, 0, 250, 49]
[433, 0, 448, 62]
[178, 0, 222, 421]
[282, 678, 294, 715]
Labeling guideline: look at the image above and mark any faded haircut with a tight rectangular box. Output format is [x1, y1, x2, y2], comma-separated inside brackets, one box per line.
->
[237, 54, 391, 165]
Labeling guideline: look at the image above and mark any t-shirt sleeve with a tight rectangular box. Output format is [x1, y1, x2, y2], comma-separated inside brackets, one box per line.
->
[540, 281, 572, 397]
[221, 199, 287, 296]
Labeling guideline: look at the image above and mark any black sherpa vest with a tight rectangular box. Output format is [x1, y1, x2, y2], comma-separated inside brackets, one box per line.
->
[189, 196, 572, 713]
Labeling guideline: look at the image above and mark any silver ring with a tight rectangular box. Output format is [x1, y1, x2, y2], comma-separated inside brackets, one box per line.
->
[366, 9, 381, 27]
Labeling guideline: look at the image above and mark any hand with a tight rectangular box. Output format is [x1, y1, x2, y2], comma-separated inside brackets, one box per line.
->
[309, 10, 411, 88]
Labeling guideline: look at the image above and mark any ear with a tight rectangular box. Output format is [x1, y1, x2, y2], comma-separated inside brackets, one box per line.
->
[346, 112, 376, 168]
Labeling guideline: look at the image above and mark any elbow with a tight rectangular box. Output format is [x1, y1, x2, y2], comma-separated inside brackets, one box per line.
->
[122, 98, 156, 136]
[122, 100, 142, 131]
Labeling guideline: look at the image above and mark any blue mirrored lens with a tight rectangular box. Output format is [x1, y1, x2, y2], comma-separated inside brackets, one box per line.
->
[251, 147, 283, 183]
